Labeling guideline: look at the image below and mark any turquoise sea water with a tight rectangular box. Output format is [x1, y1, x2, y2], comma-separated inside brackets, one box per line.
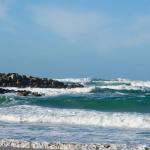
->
[0, 78, 150, 147]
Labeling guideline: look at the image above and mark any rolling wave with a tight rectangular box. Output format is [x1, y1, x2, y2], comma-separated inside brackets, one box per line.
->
[89, 79, 150, 91]
[0, 94, 150, 113]
[55, 78, 91, 84]
[0, 105, 150, 129]
[1, 78, 150, 96]
[2, 86, 93, 96]
[55, 78, 150, 92]
[0, 77, 150, 145]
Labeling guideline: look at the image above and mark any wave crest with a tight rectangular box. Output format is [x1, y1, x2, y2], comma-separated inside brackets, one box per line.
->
[2, 87, 93, 96]
[0, 105, 150, 129]
[55, 78, 91, 84]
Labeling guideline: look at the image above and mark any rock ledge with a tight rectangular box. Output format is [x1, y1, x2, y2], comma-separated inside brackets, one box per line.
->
[0, 73, 84, 88]
[0, 73, 84, 96]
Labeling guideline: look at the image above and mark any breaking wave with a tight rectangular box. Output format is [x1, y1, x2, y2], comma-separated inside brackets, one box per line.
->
[2, 87, 93, 96]
[0, 105, 150, 129]
[91, 78, 150, 91]
[1, 77, 150, 146]
[55, 78, 150, 91]
[2, 78, 150, 97]
[55, 78, 91, 84]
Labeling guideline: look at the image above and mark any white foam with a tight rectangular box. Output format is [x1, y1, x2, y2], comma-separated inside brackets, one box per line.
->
[2, 78, 150, 95]
[2, 87, 93, 96]
[0, 105, 150, 129]
[99, 85, 141, 90]
[95, 78, 150, 90]
[99, 79, 130, 84]
[55, 78, 91, 84]
[117, 78, 150, 88]
[130, 81, 150, 88]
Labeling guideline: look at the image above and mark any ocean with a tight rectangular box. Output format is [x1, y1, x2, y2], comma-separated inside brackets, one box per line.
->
[0, 78, 150, 148]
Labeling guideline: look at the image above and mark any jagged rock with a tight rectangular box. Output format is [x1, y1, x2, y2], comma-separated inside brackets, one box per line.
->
[67, 83, 84, 89]
[32, 92, 42, 97]
[0, 88, 7, 94]
[0, 73, 84, 89]
[0, 88, 42, 97]
[17, 91, 31, 96]
[0, 88, 15, 94]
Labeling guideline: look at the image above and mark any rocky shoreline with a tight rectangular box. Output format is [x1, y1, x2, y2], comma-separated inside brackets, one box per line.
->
[0, 73, 84, 96]
[0, 139, 149, 150]
[0, 88, 43, 97]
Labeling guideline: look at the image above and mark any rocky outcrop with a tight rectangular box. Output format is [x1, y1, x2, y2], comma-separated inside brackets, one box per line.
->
[0, 73, 84, 88]
[0, 73, 84, 97]
[0, 88, 43, 97]
[16, 90, 31, 96]
[67, 83, 84, 88]
[0, 88, 14, 94]
[32, 92, 43, 97]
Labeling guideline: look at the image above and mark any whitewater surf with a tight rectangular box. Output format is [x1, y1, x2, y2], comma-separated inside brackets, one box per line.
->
[0, 78, 150, 148]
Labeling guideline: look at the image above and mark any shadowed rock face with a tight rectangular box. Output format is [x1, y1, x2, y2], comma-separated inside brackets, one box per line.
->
[0, 73, 84, 97]
[0, 88, 15, 94]
[0, 88, 43, 97]
[0, 73, 84, 89]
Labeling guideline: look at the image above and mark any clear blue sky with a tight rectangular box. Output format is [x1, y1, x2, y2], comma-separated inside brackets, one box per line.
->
[0, 0, 150, 80]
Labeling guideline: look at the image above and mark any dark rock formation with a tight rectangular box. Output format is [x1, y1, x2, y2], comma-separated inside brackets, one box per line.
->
[0, 73, 84, 97]
[0, 88, 17, 94]
[0, 73, 84, 89]
[32, 92, 42, 97]
[0, 88, 43, 97]
[0, 88, 13, 94]
[67, 83, 84, 89]
[17, 90, 31, 96]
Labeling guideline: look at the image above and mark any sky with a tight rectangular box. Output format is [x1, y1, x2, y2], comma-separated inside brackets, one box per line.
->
[0, 0, 150, 80]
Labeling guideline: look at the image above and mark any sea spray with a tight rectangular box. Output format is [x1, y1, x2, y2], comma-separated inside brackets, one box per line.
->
[0, 78, 150, 146]
[0, 105, 149, 129]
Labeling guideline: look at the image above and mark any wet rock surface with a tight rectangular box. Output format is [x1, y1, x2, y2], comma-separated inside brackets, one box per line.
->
[32, 92, 43, 97]
[0, 88, 14, 94]
[0, 88, 43, 97]
[16, 91, 31, 96]
[0, 73, 84, 96]
[0, 73, 84, 88]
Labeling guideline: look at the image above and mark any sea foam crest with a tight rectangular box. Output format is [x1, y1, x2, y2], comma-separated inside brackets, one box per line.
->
[55, 78, 91, 84]
[116, 78, 150, 88]
[0, 105, 150, 129]
[99, 85, 141, 90]
[2, 87, 93, 96]
[130, 81, 150, 88]
[111, 78, 150, 88]
[95, 78, 150, 90]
